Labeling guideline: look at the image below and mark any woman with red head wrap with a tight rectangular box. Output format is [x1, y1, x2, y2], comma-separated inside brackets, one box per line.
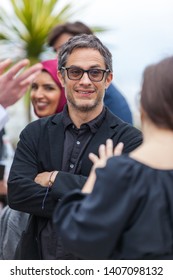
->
[31, 59, 66, 117]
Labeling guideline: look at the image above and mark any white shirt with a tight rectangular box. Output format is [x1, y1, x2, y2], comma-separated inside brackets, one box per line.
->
[0, 105, 9, 131]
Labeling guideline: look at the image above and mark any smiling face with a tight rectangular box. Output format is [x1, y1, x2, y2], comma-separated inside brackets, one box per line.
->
[58, 48, 112, 116]
[30, 71, 62, 117]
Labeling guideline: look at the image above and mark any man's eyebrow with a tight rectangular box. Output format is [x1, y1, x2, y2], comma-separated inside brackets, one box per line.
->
[67, 65, 102, 69]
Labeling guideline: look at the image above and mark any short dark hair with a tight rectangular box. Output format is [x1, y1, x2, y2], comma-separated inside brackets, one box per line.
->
[48, 21, 93, 47]
[141, 56, 173, 129]
[58, 34, 113, 73]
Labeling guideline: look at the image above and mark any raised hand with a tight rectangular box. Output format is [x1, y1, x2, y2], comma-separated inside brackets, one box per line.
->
[82, 139, 124, 193]
[0, 59, 42, 108]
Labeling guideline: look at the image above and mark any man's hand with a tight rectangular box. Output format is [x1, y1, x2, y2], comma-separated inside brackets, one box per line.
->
[82, 139, 124, 194]
[0, 58, 42, 108]
[34, 171, 58, 187]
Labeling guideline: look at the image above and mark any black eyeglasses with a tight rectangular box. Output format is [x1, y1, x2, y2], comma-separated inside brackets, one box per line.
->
[61, 67, 110, 82]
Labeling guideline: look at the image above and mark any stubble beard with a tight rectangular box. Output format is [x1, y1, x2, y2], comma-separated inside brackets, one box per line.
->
[67, 96, 103, 113]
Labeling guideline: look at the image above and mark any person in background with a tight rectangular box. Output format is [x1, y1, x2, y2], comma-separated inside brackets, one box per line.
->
[8, 34, 142, 260]
[0, 59, 66, 260]
[0, 59, 42, 210]
[31, 59, 66, 118]
[53, 56, 173, 260]
[48, 21, 133, 124]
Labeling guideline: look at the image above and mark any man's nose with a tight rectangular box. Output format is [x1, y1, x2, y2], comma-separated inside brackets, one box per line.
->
[79, 72, 91, 83]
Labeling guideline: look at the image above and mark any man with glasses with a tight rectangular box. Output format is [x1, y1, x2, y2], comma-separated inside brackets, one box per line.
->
[8, 34, 142, 260]
[48, 21, 133, 124]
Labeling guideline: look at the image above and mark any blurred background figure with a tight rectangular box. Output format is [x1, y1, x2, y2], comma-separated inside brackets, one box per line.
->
[48, 21, 133, 124]
[31, 59, 66, 118]
[0, 59, 42, 211]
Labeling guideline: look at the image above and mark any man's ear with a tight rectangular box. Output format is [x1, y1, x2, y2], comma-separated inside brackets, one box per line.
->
[57, 70, 65, 87]
[105, 72, 113, 89]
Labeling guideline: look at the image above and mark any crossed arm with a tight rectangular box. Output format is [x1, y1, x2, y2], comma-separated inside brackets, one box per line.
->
[34, 139, 124, 194]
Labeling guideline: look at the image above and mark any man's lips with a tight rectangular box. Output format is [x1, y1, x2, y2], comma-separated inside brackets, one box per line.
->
[75, 90, 95, 95]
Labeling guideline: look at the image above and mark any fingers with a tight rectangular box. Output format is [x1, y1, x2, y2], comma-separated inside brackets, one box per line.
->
[4, 60, 42, 88]
[89, 140, 124, 168]
[105, 139, 113, 157]
[0, 59, 42, 83]
[19, 69, 42, 86]
[0, 59, 12, 75]
[98, 139, 114, 158]
[88, 153, 99, 164]
[114, 142, 124, 156]
[19, 63, 43, 85]
[98, 144, 106, 159]
[5, 59, 30, 79]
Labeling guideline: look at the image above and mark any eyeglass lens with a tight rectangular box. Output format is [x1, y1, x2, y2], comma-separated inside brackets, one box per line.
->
[67, 68, 106, 82]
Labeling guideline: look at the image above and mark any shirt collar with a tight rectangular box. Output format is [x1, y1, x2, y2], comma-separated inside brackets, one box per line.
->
[62, 105, 106, 133]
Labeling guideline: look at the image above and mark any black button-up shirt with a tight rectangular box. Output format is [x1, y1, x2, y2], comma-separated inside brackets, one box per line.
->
[62, 105, 106, 174]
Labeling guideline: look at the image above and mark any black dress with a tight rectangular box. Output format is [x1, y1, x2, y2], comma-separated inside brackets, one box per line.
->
[53, 155, 173, 259]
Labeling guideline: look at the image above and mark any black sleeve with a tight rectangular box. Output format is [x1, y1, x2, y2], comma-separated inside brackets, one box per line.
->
[51, 172, 87, 199]
[53, 158, 141, 259]
[8, 122, 87, 218]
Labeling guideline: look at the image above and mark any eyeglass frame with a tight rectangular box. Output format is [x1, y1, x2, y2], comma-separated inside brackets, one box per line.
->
[60, 66, 110, 82]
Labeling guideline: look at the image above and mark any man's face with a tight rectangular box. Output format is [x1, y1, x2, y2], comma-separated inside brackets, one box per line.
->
[58, 48, 112, 113]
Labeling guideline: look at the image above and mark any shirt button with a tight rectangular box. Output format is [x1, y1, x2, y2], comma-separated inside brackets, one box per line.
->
[76, 141, 80, 145]
[70, 163, 74, 169]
